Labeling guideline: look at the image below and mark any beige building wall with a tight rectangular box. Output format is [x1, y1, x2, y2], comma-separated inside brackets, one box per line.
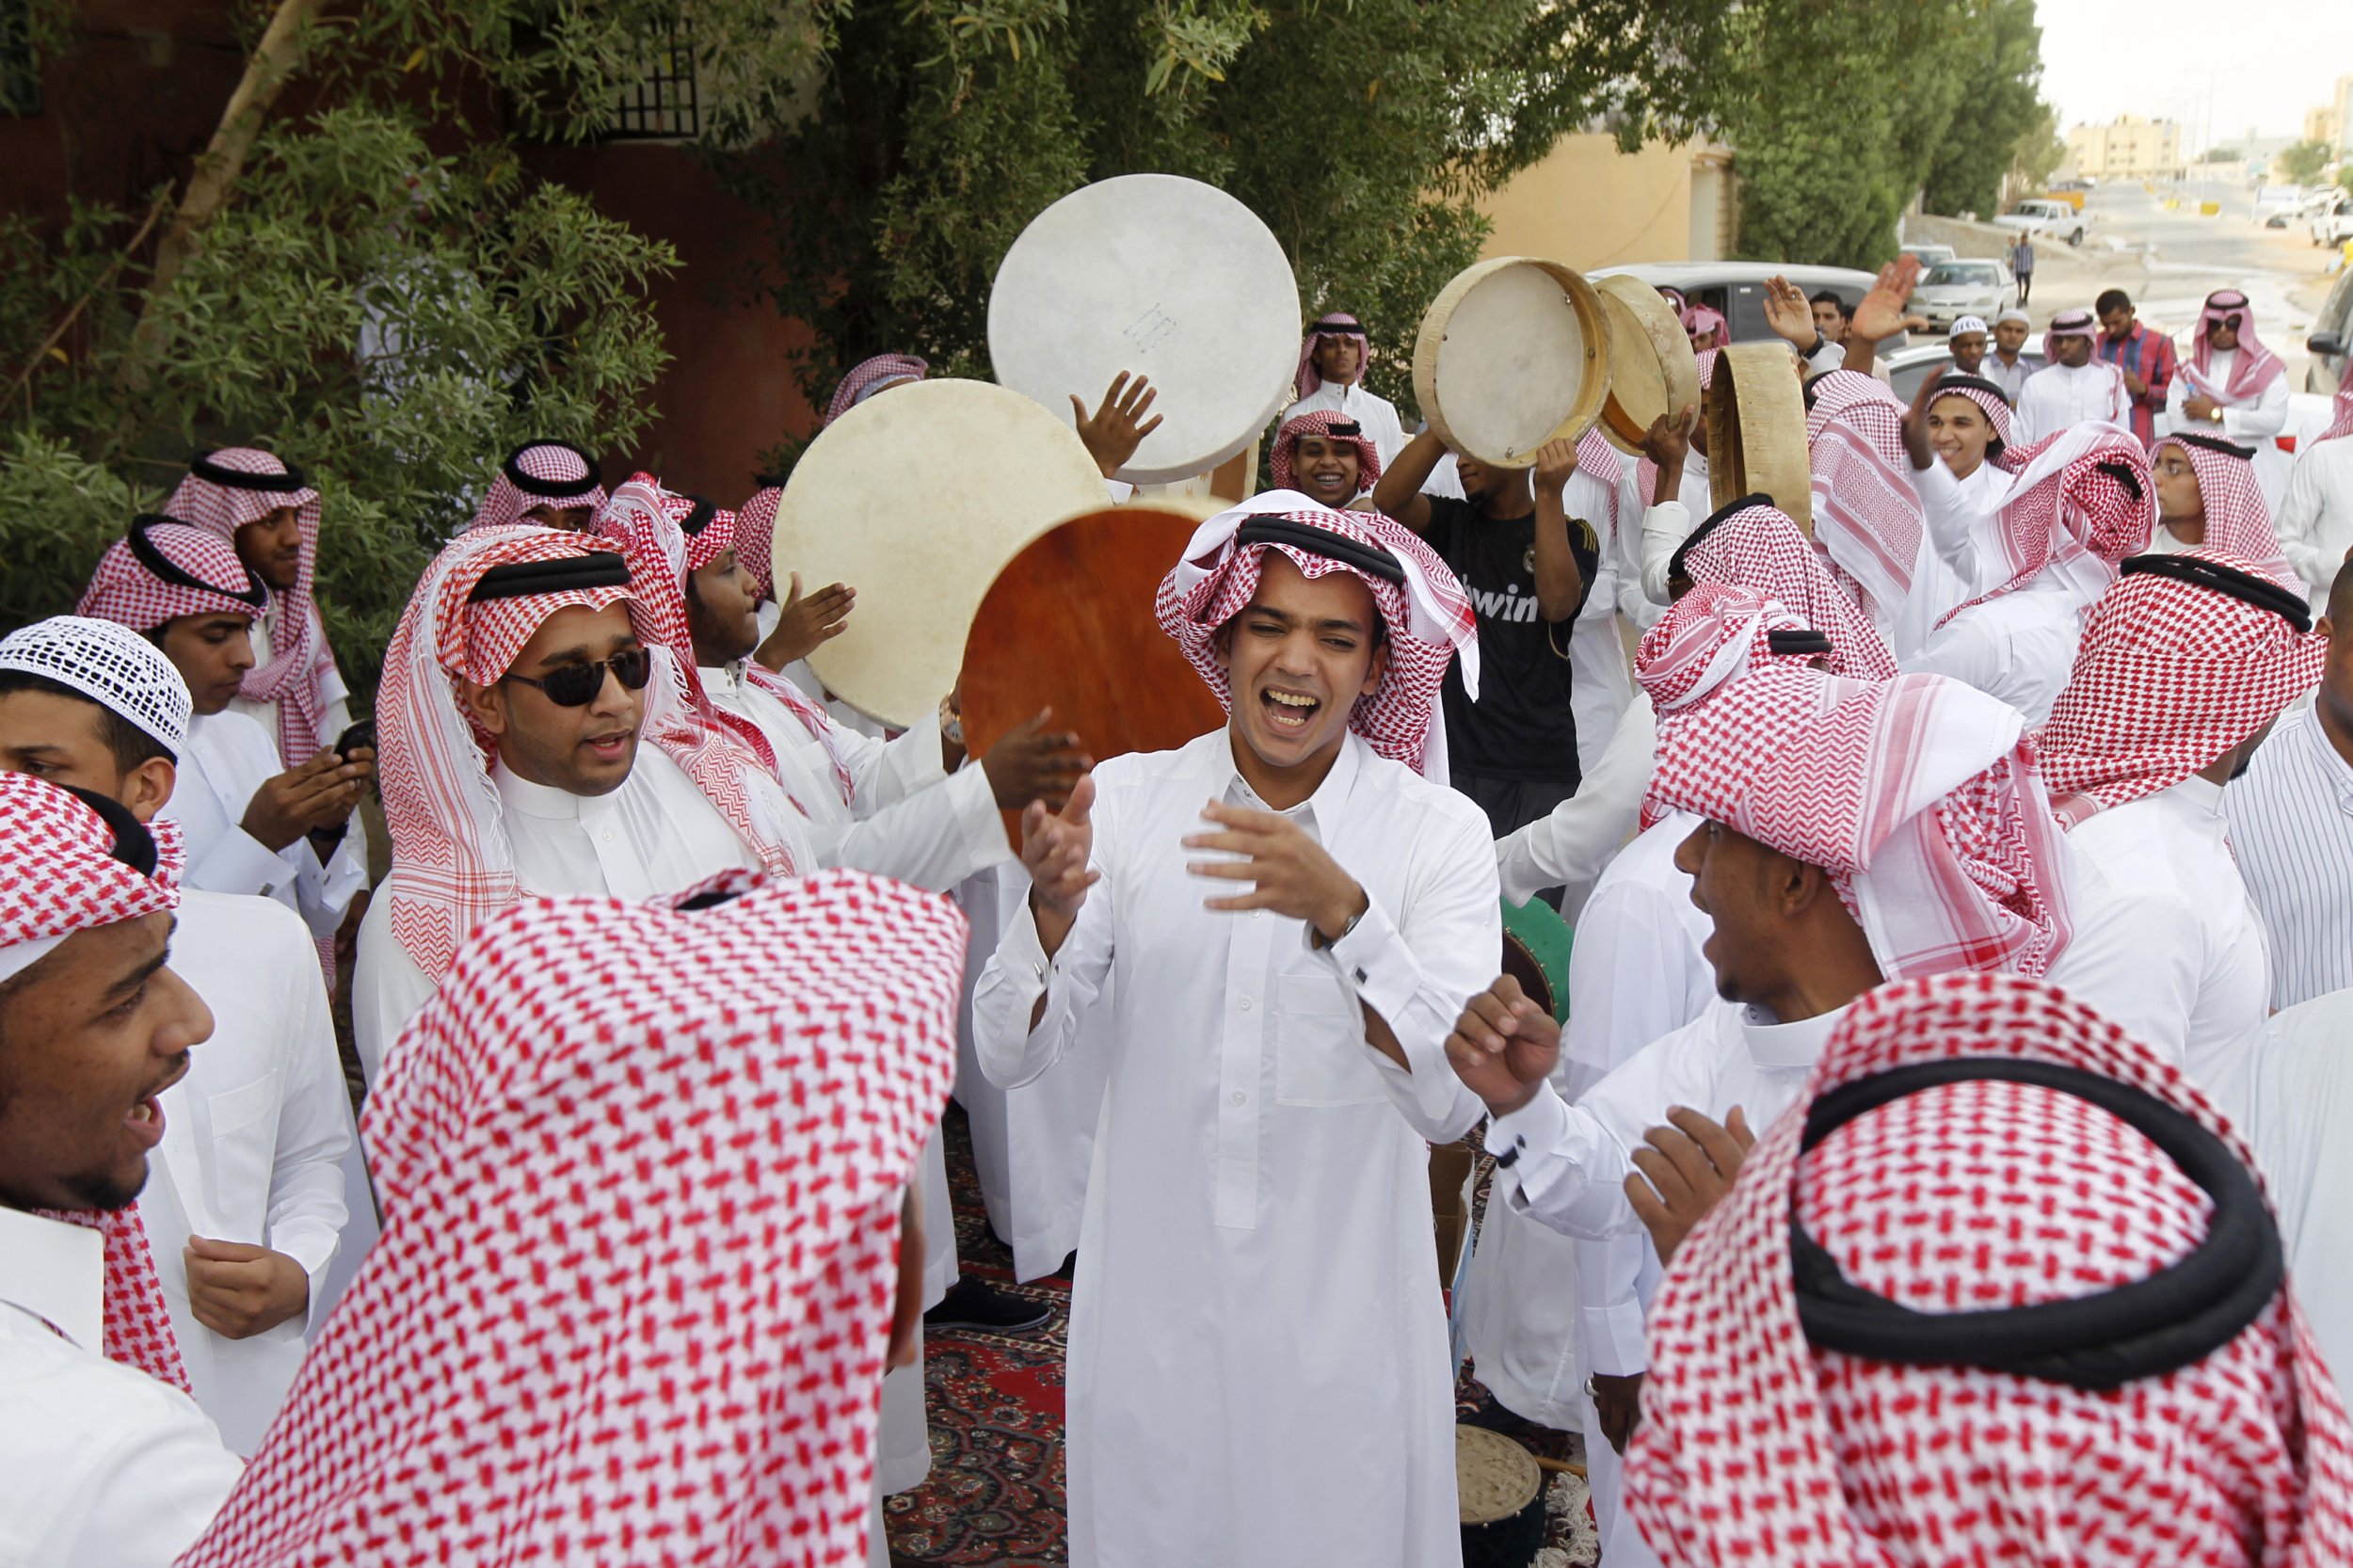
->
[2066, 114, 2183, 181]
[1476, 133, 1732, 268]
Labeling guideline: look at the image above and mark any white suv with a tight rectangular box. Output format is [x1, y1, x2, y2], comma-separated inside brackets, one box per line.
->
[1996, 200, 2087, 248]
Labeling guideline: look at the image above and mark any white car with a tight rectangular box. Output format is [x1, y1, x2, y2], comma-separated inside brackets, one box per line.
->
[1908, 259, 2017, 333]
[2313, 202, 2353, 248]
[1995, 200, 2087, 248]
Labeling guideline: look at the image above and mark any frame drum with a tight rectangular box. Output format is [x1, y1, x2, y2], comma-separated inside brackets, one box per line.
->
[989, 175, 1302, 486]
[1457, 1424, 1546, 1568]
[1705, 342, 1816, 535]
[1413, 257, 1610, 469]
[772, 377, 1110, 728]
[1593, 274, 1703, 457]
[960, 501, 1229, 844]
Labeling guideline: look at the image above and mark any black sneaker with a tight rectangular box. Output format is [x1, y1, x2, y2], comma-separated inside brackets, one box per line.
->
[923, 1277, 1053, 1335]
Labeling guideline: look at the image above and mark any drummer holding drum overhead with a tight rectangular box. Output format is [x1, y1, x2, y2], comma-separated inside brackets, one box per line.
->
[1372, 427, 1600, 840]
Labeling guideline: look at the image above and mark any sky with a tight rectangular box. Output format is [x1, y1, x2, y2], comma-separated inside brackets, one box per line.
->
[2037, 0, 2353, 151]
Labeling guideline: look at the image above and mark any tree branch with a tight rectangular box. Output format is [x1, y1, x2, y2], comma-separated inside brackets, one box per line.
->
[114, 0, 333, 396]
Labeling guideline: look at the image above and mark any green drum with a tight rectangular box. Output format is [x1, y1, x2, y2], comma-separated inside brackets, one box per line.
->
[1498, 896, 1574, 1025]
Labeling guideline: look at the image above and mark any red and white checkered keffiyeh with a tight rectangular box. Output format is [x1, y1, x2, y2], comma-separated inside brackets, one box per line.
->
[1804, 370, 1929, 633]
[1681, 304, 1728, 346]
[1648, 664, 2073, 980]
[2037, 548, 2327, 825]
[74, 516, 268, 632]
[1293, 312, 1369, 399]
[178, 867, 968, 1568]
[1930, 375, 2018, 452]
[824, 353, 928, 428]
[2162, 436, 2299, 588]
[737, 478, 787, 600]
[0, 773, 193, 1395]
[1268, 407, 1384, 493]
[1154, 491, 1477, 777]
[1634, 583, 1816, 716]
[1626, 969, 2353, 1568]
[1636, 348, 1719, 504]
[2318, 379, 2353, 446]
[464, 440, 609, 535]
[1673, 498, 1899, 681]
[166, 447, 335, 763]
[2184, 289, 2286, 405]
[1935, 423, 2154, 629]
[597, 475, 853, 808]
[376, 526, 803, 981]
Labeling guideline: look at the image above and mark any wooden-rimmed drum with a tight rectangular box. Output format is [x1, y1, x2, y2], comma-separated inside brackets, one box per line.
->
[988, 174, 1301, 486]
[960, 501, 1229, 844]
[1593, 274, 1703, 457]
[1705, 342, 1815, 534]
[771, 377, 1110, 728]
[1457, 1424, 1547, 1568]
[1413, 257, 1610, 469]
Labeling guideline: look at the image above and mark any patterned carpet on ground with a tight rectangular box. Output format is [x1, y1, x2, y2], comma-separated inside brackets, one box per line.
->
[888, 1107, 1599, 1566]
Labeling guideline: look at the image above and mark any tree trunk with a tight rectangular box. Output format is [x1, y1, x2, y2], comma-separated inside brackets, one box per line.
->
[114, 0, 333, 397]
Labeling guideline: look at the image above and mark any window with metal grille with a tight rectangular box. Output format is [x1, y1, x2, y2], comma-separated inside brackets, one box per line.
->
[0, 0, 40, 117]
[608, 23, 698, 140]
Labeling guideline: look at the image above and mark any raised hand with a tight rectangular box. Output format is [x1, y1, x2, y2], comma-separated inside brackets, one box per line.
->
[981, 707, 1092, 811]
[1442, 973, 1561, 1116]
[754, 572, 856, 672]
[1623, 1104, 1755, 1266]
[1849, 255, 1924, 345]
[1897, 363, 1944, 471]
[1641, 406, 1694, 472]
[1759, 275, 1816, 347]
[1071, 371, 1165, 479]
[1530, 436, 1581, 493]
[1021, 773, 1097, 951]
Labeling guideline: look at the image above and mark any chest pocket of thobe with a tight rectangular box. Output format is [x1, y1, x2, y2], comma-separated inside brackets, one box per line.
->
[1274, 968, 1386, 1108]
[203, 1069, 281, 1238]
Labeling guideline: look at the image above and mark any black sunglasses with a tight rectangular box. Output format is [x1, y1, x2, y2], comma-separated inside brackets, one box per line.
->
[504, 647, 652, 706]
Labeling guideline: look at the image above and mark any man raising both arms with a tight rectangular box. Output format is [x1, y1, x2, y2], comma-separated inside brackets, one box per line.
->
[1374, 428, 1598, 836]
[972, 497, 1491, 1568]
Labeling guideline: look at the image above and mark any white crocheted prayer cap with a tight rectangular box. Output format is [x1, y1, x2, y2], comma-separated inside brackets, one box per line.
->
[0, 615, 192, 759]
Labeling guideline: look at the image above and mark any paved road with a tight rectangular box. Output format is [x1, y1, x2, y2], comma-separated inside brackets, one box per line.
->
[2025, 181, 2338, 389]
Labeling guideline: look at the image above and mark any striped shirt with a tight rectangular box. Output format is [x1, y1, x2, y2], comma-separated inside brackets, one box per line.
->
[2226, 704, 2353, 1009]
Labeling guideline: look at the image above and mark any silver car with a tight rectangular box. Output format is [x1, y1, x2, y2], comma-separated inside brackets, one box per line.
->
[1908, 260, 2017, 333]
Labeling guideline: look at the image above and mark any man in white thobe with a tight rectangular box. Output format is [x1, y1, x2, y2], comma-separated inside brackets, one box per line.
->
[2013, 309, 2128, 445]
[2168, 288, 2293, 503]
[973, 496, 1492, 1568]
[1447, 661, 2075, 1520]
[2226, 556, 2353, 1009]
[352, 526, 811, 1079]
[2218, 984, 2353, 1387]
[2275, 385, 2353, 616]
[2039, 552, 2325, 1083]
[75, 519, 369, 943]
[0, 773, 247, 1566]
[0, 617, 365, 1455]
[1285, 312, 1410, 468]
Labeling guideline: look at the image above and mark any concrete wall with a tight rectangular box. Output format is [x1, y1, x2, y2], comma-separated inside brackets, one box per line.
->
[1899, 213, 2020, 263]
[1476, 134, 1715, 269]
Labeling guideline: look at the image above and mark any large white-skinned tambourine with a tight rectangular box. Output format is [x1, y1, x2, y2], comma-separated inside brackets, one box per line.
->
[1412, 256, 1611, 469]
[771, 377, 1110, 728]
[988, 174, 1302, 486]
